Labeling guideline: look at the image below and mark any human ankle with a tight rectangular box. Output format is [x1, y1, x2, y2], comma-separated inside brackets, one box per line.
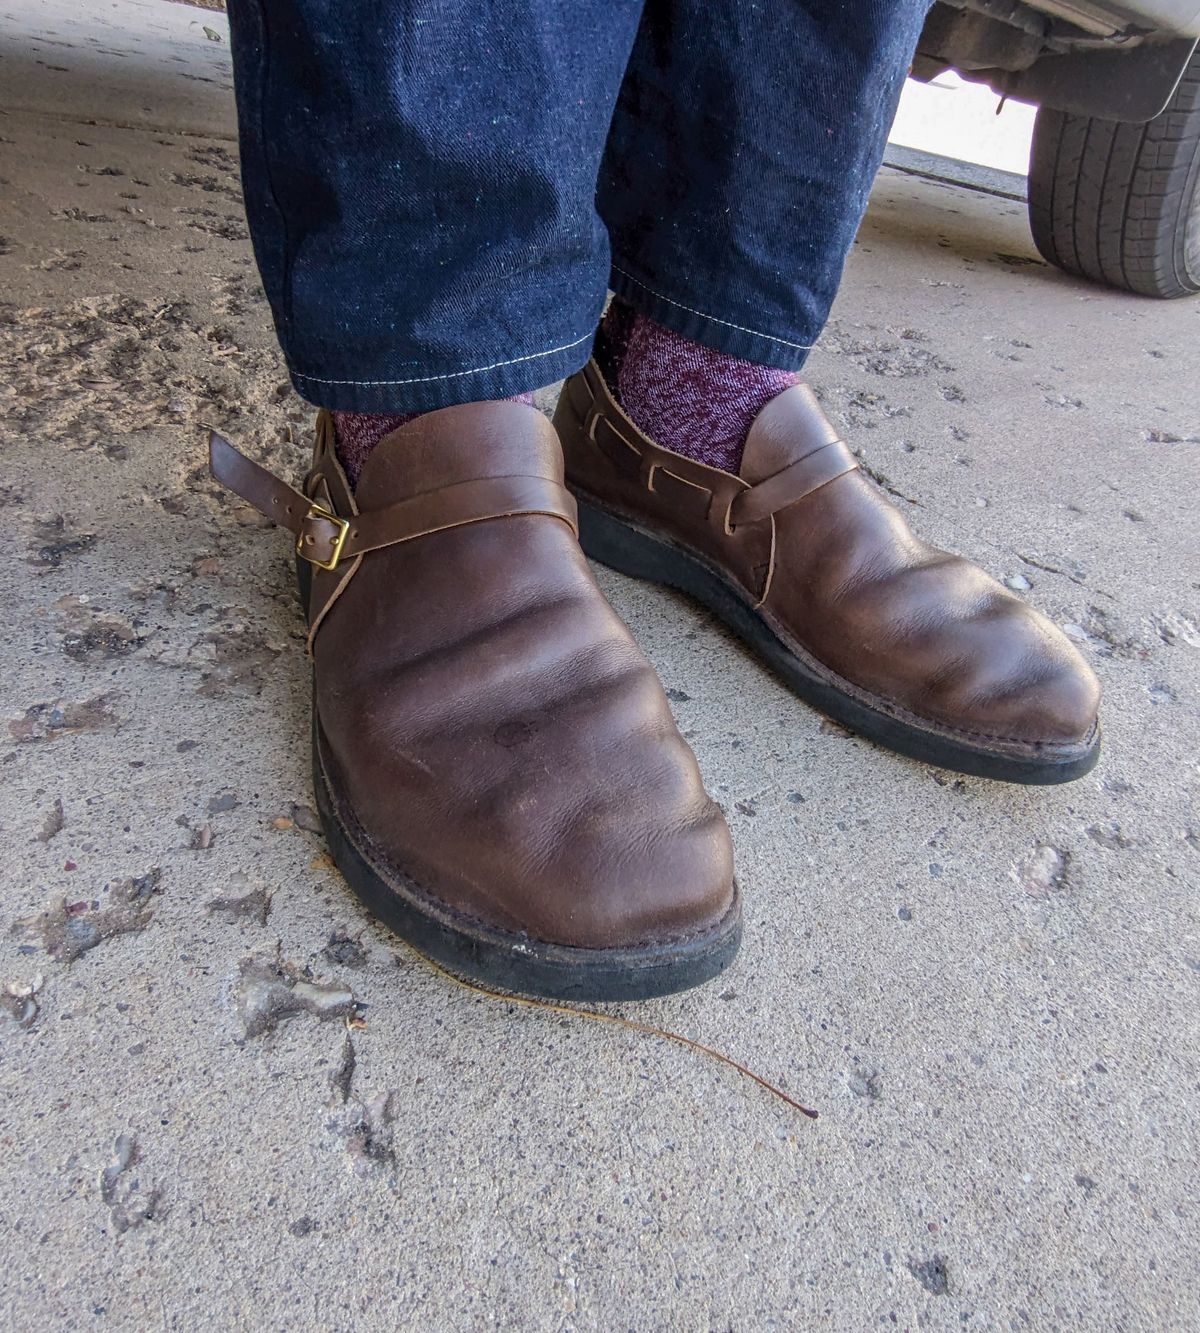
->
[597, 301, 800, 473]
[332, 394, 537, 485]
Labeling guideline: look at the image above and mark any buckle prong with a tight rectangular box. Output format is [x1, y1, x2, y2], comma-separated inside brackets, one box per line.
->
[297, 504, 350, 572]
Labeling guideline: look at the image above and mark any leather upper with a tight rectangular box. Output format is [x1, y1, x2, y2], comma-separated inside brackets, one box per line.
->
[559, 360, 1101, 752]
[211, 404, 735, 950]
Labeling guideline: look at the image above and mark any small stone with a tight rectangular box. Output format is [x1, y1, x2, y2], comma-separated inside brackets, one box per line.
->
[100, 1135, 136, 1204]
[207, 882, 272, 926]
[37, 798, 65, 843]
[1086, 821, 1133, 851]
[189, 823, 215, 851]
[1153, 611, 1200, 648]
[339, 1091, 396, 1175]
[117, 869, 163, 905]
[289, 803, 321, 833]
[907, 1256, 949, 1296]
[1, 975, 42, 1030]
[848, 1067, 882, 1100]
[99, 1134, 161, 1233]
[234, 956, 355, 1039]
[322, 934, 367, 969]
[8, 694, 119, 744]
[1003, 574, 1032, 592]
[16, 883, 159, 963]
[1016, 844, 1069, 898]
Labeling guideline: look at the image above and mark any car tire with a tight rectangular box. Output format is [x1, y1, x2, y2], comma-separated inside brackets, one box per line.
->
[1027, 46, 1200, 298]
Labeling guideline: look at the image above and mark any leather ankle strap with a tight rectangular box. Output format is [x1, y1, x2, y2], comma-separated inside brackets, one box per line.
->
[208, 430, 579, 650]
[209, 432, 578, 571]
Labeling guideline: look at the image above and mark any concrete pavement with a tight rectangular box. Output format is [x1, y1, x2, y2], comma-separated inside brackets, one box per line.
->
[1, 2, 1198, 1328]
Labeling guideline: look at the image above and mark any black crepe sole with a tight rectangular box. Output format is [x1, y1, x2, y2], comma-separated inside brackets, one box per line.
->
[297, 557, 742, 1001]
[572, 495, 1101, 786]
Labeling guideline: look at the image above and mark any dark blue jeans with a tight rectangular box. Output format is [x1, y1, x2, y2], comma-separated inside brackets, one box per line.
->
[228, 1, 931, 413]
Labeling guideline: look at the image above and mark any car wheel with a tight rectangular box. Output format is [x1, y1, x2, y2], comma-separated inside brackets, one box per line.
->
[1027, 45, 1200, 298]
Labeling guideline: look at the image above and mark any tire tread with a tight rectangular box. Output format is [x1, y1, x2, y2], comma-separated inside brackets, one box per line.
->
[1027, 52, 1200, 298]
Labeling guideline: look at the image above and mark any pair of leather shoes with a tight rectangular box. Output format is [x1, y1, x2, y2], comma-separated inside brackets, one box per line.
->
[210, 368, 1099, 1000]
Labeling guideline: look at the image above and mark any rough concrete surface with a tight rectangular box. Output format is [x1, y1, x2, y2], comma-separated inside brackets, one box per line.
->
[1, 1, 1198, 1329]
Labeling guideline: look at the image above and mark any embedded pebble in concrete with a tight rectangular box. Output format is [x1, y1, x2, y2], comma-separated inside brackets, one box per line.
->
[25, 516, 98, 570]
[907, 1255, 950, 1297]
[98, 1134, 162, 1234]
[1086, 821, 1133, 851]
[1014, 844, 1070, 898]
[848, 1066, 883, 1101]
[2, 1, 1199, 1326]
[1154, 611, 1200, 648]
[206, 876, 272, 926]
[233, 955, 356, 1039]
[15, 871, 162, 963]
[288, 802, 321, 832]
[333, 1090, 397, 1178]
[1, 975, 41, 1029]
[322, 933, 367, 969]
[36, 798, 64, 843]
[7, 695, 120, 743]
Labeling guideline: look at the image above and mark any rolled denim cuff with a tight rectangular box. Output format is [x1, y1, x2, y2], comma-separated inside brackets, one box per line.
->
[287, 331, 597, 413]
[609, 264, 816, 374]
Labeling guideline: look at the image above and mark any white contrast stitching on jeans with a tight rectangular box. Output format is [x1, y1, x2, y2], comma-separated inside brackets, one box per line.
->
[611, 267, 814, 352]
[290, 334, 593, 388]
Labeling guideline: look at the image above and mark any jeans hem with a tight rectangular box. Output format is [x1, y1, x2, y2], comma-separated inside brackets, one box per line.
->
[609, 265, 816, 373]
[288, 332, 596, 413]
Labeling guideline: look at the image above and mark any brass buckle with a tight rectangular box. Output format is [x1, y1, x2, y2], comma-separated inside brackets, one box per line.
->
[297, 504, 350, 572]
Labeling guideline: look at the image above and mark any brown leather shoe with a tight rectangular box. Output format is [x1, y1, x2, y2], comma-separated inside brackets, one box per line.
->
[209, 404, 740, 999]
[556, 361, 1101, 785]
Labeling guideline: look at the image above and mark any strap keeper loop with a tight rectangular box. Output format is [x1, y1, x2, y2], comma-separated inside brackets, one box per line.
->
[296, 504, 350, 571]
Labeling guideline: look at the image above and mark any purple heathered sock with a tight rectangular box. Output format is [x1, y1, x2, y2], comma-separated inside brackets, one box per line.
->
[598, 300, 800, 474]
[332, 394, 537, 486]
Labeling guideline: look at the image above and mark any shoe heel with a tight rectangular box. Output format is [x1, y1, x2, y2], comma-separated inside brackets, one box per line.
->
[295, 552, 313, 614]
